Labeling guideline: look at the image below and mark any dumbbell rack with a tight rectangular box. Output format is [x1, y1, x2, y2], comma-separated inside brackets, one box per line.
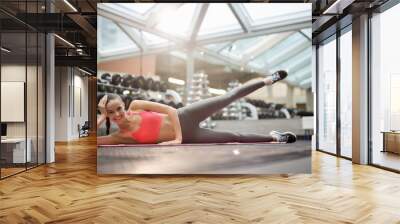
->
[98, 72, 184, 109]
[187, 73, 215, 129]
[222, 80, 247, 120]
[246, 99, 292, 119]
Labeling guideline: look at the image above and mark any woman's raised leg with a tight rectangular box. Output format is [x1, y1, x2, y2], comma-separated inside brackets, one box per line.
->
[180, 71, 287, 124]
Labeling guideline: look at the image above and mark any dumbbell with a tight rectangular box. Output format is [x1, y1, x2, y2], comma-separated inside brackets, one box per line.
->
[105, 84, 116, 93]
[275, 104, 283, 110]
[100, 73, 116, 92]
[116, 86, 124, 94]
[144, 78, 154, 90]
[121, 74, 133, 87]
[160, 82, 167, 92]
[122, 89, 130, 95]
[101, 73, 111, 82]
[131, 76, 139, 89]
[117, 87, 130, 95]
[167, 101, 176, 108]
[97, 79, 106, 92]
[111, 74, 122, 85]
[135, 76, 146, 89]
[152, 81, 160, 91]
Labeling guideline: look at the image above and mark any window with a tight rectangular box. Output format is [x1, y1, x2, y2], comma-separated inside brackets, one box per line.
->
[339, 29, 352, 158]
[0, 2, 46, 179]
[317, 37, 337, 154]
[198, 4, 242, 36]
[155, 4, 197, 38]
[371, 3, 400, 171]
[98, 16, 138, 55]
[243, 3, 310, 25]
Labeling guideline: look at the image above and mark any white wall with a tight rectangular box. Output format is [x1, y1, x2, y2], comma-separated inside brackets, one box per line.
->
[1, 65, 26, 138]
[55, 67, 89, 141]
[1, 65, 42, 137]
[72, 73, 89, 138]
[55, 67, 68, 141]
[1, 64, 46, 163]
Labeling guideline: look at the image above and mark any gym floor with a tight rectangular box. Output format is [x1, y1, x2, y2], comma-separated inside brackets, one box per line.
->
[98, 141, 311, 174]
[1, 135, 400, 223]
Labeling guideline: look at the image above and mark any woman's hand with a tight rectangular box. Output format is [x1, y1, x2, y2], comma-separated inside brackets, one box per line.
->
[158, 138, 182, 145]
[98, 95, 108, 117]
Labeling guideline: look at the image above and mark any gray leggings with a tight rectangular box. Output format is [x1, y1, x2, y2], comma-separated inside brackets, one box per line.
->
[177, 80, 273, 143]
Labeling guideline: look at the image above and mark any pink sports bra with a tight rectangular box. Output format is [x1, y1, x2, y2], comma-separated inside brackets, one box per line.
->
[126, 110, 163, 144]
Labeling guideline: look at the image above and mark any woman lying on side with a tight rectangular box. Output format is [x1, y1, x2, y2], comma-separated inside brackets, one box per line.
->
[97, 71, 296, 145]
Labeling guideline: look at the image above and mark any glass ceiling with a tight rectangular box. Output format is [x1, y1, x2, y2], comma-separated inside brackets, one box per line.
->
[156, 4, 197, 38]
[98, 3, 312, 88]
[98, 16, 138, 55]
[142, 31, 168, 45]
[127, 26, 169, 46]
[219, 36, 264, 60]
[205, 42, 232, 52]
[116, 3, 155, 15]
[198, 3, 242, 36]
[271, 48, 311, 73]
[242, 3, 310, 24]
[249, 33, 307, 69]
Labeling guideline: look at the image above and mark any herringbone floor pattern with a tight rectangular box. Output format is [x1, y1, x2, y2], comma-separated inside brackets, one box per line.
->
[1, 136, 400, 224]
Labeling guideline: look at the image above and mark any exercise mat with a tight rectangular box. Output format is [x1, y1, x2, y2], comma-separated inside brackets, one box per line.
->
[97, 141, 311, 174]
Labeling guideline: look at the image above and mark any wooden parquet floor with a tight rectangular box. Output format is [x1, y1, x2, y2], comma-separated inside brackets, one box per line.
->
[1, 136, 400, 224]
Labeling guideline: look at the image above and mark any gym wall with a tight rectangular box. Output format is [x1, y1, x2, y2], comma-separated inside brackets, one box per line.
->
[97, 55, 156, 76]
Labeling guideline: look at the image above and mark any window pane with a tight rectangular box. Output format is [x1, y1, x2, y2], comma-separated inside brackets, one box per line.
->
[371, 3, 400, 171]
[98, 16, 138, 54]
[198, 3, 242, 36]
[250, 32, 307, 69]
[272, 47, 312, 88]
[116, 3, 155, 14]
[1, 31, 28, 177]
[243, 3, 310, 24]
[204, 42, 231, 51]
[219, 36, 263, 60]
[142, 31, 168, 45]
[156, 4, 197, 38]
[340, 30, 352, 158]
[318, 38, 337, 154]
